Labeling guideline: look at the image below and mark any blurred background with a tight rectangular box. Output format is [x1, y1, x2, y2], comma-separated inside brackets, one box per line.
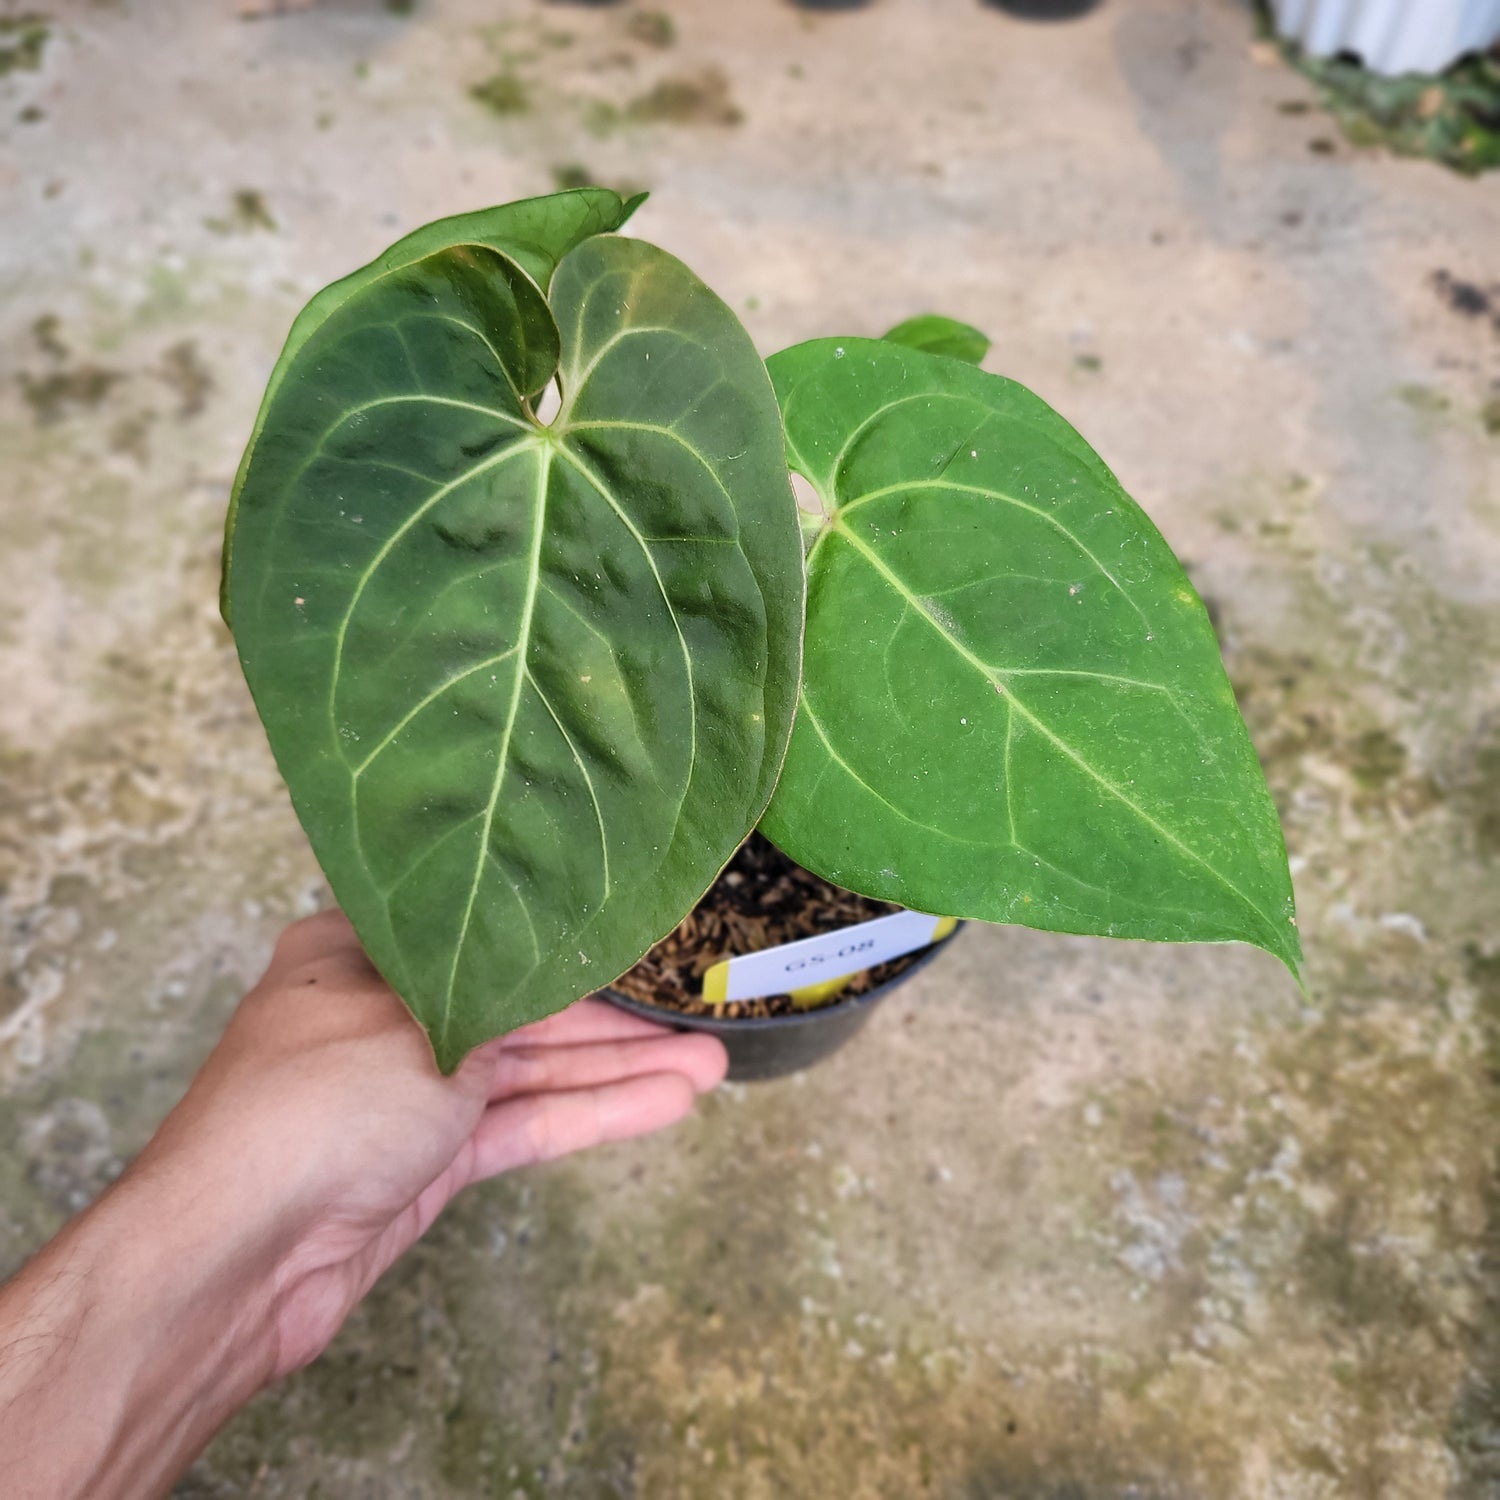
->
[1, 1, 1498, 1494]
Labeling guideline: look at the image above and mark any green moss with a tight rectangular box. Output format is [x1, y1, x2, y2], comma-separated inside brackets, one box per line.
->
[0, 14, 49, 78]
[1461, 730, 1500, 858]
[233, 188, 276, 232]
[1296, 1227, 1429, 1331]
[1345, 727, 1407, 790]
[108, 412, 152, 463]
[626, 68, 743, 126]
[204, 189, 277, 235]
[626, 10, 676, 48]
[470, 71, 530, 116]
[1396, 382, 1450, 414]
[1445, 944, 1500, 1487]
[582, 98, 622, 138]
[31, 313, 65, 359]
[158, 340, 213, 419]
[18, 365, 123, 424]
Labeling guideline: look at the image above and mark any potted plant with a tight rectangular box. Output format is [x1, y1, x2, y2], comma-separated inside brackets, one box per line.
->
[221, 188, 1299, 1080]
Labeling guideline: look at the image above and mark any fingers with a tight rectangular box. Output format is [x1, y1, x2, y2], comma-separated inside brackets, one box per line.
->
[466, 1072, 699, 1181]
[259, 933, 727, 1108]
[502, 996, 678, 1049]
[490, 1031, 728, 1101]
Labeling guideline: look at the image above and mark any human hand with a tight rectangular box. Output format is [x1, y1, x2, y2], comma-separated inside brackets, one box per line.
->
[152, 909, 728, 1377]
[0, 910, 725, 1499]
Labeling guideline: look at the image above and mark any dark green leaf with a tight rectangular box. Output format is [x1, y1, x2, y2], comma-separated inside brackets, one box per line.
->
[225, 202, 804, 1069]
[881, 313, 991, 366]
[222, 188, 646, 621]
[761, 337, 1300, 976]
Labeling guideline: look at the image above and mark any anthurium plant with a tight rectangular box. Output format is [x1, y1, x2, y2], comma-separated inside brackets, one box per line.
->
[222, 189, 1299, 1072]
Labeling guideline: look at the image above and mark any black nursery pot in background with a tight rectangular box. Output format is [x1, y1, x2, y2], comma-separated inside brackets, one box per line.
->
[983, 0, 1103, 17]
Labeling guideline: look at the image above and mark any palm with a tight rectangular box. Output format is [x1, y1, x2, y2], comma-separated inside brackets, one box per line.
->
[193, 912, 725, 1378]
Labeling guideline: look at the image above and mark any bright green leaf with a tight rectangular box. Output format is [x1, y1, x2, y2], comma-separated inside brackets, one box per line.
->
[881, 313, 991, 366]
[761, 337, 1300, 976]
[225, 201, 804, 1069]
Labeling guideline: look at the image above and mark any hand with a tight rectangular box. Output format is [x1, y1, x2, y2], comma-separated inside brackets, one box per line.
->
[0, 910, 726, 1499]
[176, 909, 728, 1376]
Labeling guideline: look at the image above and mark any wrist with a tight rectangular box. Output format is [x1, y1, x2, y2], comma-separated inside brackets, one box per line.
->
[0, 1152, 282, 1498]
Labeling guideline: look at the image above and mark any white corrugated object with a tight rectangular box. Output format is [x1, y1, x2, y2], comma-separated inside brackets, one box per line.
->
[1272, 0, 1500, 76]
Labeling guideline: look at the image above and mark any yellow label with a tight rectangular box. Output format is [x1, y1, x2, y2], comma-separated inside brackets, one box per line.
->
[702, 960, 730, 1004]
[788, 975, 854, 1010]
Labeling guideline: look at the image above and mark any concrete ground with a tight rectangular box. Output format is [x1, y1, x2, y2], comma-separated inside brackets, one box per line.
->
[2, 0, 1498, 1494]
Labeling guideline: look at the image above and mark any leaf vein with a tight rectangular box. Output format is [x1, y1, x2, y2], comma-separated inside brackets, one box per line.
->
[833, 523, 1277, 942]
[564, 323, 692, 405]
[350, 646, 522, 779]
[327, 438, 540, 733]
[524, 669, 611, 905]
[797, 691, 992, 850]
[552, 443, 698, 787]
[839, 477, 1150, 627]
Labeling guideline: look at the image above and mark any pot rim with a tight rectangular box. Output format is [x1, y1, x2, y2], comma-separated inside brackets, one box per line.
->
[600, 921, 964, 1032]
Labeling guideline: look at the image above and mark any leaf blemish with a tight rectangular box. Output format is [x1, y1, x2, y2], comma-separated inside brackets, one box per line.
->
[921, 596, 961, 637]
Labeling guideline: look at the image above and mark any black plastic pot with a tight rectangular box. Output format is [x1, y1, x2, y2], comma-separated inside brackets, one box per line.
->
[982, 0, 1102, 18]
[602, 924, 963, 1083]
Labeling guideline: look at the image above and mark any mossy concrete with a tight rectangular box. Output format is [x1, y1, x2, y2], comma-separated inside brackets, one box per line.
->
[1, 1, 1497, 1495]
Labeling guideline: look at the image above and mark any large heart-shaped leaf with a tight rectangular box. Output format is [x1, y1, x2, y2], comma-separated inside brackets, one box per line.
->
[225, 194, 804, 1069]
[761, 337, 1300, 975]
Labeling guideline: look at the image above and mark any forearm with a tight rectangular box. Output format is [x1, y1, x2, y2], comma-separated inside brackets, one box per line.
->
[0, 1164, 281, 1500]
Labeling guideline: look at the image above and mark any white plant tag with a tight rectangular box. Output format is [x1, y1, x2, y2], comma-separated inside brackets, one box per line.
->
[701, 910, 956, 1004]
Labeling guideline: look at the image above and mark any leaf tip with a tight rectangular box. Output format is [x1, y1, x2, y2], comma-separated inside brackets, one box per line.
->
[880, 313, 992, 367]
[430, 1029, 468, 1078]
[1258, 914, 1306, 994]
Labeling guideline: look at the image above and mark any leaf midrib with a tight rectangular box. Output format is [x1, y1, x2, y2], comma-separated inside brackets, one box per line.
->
[439, 442, 553, 1049]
